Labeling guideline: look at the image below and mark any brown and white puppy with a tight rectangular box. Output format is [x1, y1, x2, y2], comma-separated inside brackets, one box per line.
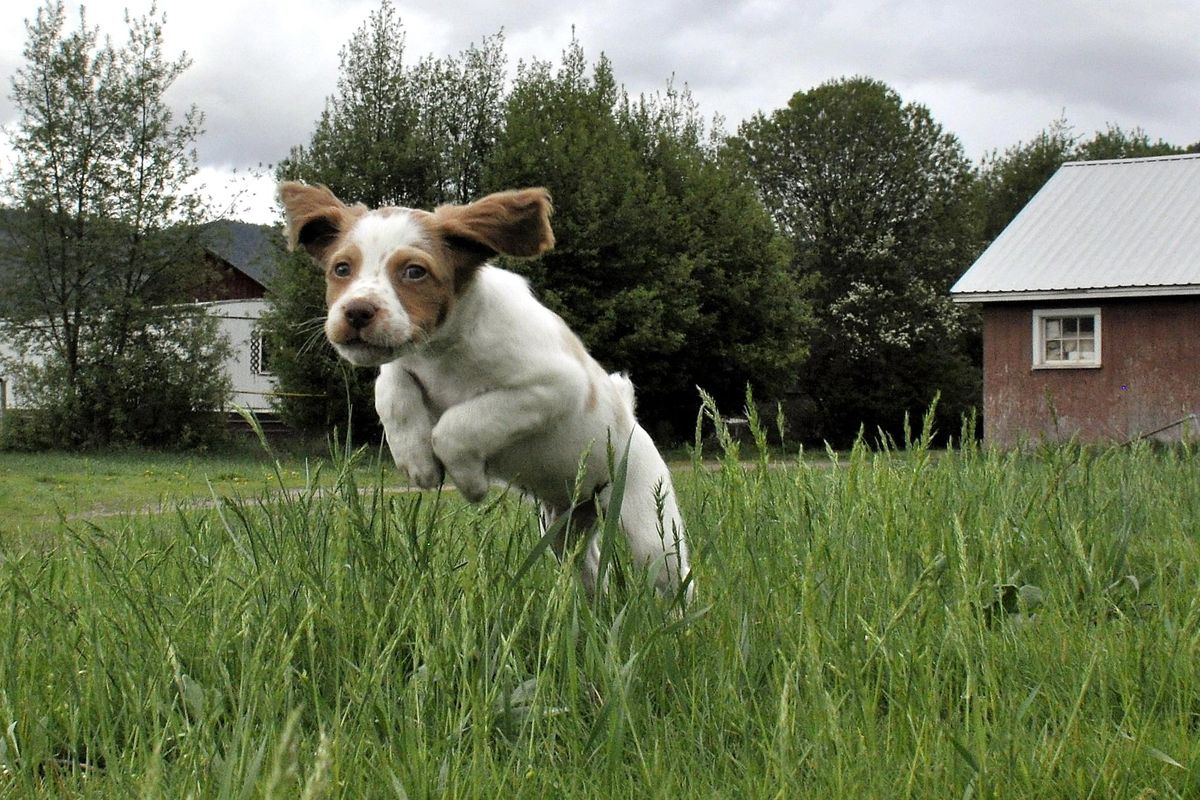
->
[280, 183, 693, 599]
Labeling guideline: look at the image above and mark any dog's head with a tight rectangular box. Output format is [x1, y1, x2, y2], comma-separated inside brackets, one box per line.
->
[278, 183, 554, 366]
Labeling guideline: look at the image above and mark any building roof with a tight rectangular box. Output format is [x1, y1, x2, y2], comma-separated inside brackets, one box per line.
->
[952, 154, 1200, 302]
[0, 214, 282, 289]
[200, 220, 282, 288]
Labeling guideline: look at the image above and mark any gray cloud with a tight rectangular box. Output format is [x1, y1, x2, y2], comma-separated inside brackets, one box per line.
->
[1, 0, 1196, 222]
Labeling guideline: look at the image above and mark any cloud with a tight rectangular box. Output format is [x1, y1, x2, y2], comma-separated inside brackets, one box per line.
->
[0, 0, 1196, 224]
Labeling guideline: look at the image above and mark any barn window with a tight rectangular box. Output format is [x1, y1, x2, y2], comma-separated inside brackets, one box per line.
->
[1032, 308, 1101, 369]
[250, 332, 273, 376]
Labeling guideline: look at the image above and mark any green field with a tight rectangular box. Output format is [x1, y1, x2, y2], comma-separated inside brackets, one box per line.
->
[0, 422, 1198, 797]
[0, 441, 383, 543]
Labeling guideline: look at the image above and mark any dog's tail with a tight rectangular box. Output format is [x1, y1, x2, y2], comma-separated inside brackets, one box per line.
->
[609, 371, 636, 415]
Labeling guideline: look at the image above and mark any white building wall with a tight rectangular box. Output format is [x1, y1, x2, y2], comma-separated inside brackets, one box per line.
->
[201, 299, 278, 413]
[0, 334, 24, 412]
[0, 301, 279, 414]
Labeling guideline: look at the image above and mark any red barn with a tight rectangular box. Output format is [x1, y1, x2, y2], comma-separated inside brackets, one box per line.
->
[952, 154, 1200, 445]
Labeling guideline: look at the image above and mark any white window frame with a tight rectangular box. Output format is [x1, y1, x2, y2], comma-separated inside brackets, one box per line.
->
[1032, 307, 1102, 369]
[250, 331, 273, 377]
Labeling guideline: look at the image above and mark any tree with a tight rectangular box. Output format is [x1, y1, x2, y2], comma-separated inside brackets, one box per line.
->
[481, 44, 695, 433]
[272, 15, 810, 440]
[1075, 123, 1185, 162]
[617, 84, 812, 430]
[410, 32, 507, 205]
[975, 118, 1077, 243]
[277, 0, 425, 208]
[734, 77, 982, 445]
[269, 1, 507, 438]
[2, 1, 228, 448]
[276, 0, 506, 208]
[485, 42, 810, 436]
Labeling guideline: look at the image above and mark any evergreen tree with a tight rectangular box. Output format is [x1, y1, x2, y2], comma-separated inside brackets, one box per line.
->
[618, 84, 812, 431]
[489, 45, 813, 437]
[268, 2, 507, 439]
[276, 0, 427, 208]
[484, 43, 699, 432]
[276, 0, 506, 208]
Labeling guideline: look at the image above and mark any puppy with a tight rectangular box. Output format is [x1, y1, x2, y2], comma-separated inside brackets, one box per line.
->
[279, 183, 693, 600]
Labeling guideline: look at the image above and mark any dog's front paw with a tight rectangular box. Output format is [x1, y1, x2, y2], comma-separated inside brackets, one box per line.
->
[448, 466, 490, 503]
[430, 426, 490, 503]
[404, 455, 444, 490]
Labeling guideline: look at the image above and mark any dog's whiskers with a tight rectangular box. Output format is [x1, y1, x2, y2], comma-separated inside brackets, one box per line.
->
[293, 315, 327, 333]
[291, 315, 332, 357]
[298, 329, 333, 357]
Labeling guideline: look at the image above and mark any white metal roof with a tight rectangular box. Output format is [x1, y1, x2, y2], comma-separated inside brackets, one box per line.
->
[951, 154, 1200, 302]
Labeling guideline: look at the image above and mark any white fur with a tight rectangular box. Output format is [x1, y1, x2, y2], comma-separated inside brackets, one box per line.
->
[366, 260, 693, 600]
[325, 213, 431, 366]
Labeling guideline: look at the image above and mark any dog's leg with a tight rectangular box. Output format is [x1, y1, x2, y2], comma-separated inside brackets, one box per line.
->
[375, 364, 443, 489]
[540, 500, 604, 596]
[606, 424, 694, 602]
[430, 387, 562, 502]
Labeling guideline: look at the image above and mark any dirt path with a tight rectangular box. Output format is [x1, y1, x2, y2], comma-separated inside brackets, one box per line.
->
[59, 458, 818, 524]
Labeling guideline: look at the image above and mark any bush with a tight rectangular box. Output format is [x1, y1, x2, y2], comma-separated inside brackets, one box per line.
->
[3, 313, 232, 450]
[0, 408, 58, 451]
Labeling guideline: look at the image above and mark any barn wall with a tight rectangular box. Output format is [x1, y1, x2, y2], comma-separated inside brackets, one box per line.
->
[983, 297, 1200, 445]
[191, 254, 266, 302]
[1, 302, 277, 414]
[203, 300, 277, 412]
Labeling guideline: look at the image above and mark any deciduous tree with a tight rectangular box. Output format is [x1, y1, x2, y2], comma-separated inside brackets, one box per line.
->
[2, 1, 228, 448]
[734, 77, 981, 444]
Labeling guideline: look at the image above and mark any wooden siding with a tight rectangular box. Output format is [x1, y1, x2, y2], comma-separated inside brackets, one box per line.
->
[983, 297, 1200, 445]
[191, 253, 267, 302]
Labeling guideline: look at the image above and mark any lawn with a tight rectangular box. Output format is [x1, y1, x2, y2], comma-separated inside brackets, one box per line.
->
[0, 418, 1197, 797]
[0, 438, 385, 543]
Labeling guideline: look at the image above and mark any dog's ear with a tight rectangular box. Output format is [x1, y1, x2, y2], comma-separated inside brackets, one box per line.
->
[433, 188, 554, 276]
[278, 182, 357, 262]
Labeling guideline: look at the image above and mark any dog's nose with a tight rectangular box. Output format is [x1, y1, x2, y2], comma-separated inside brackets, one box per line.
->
[343, 301, 377, 330]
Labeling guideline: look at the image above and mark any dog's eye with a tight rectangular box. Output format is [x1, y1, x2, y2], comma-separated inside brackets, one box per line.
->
[402, 264, 428, 281]
[332, 262, 352, 278]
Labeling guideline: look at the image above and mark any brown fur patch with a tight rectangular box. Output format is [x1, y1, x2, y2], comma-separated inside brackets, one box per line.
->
[431, 188, 555, 285]
[322, 243, 363, 310]
[278, 181, 365, 262]
[386, 246, 454, 339]
[279, 183, 556, 344]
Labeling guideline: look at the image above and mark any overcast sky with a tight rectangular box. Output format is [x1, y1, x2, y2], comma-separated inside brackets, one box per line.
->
[1, 0, 1197, 225]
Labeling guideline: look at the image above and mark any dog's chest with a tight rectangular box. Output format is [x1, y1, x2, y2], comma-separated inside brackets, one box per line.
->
[403, 354, 491, 417]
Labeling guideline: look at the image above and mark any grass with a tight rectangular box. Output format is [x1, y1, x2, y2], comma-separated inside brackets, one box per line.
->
[0, 440, 381, 542]
[0, 410, 1198, 797]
